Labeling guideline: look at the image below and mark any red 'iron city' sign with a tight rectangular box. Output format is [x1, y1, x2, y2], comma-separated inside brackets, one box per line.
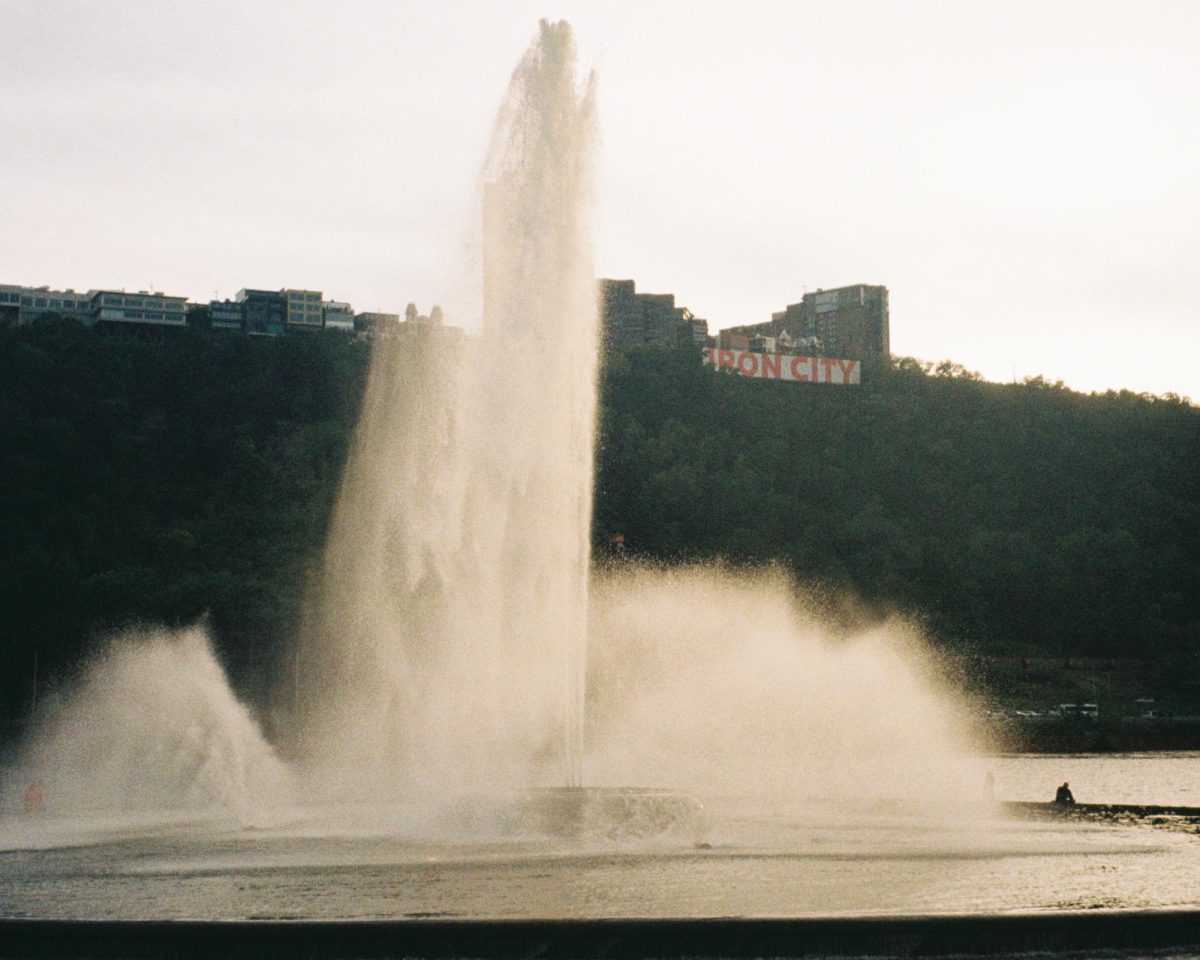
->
[704, 348, 861, 385]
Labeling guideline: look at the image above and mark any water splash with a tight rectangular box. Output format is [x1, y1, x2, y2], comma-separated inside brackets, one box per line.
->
[5, 625, 292, 818]
[585, 565, 979, 802]
[294, 19, 598, 800]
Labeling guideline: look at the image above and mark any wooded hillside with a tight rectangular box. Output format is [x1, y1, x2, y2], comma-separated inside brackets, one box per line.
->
[2, 321, 1196, 721]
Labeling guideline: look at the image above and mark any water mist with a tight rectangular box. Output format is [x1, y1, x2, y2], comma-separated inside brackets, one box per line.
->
[3, 626, 291, 819]
[585, 566, 978, 805]
[294, 20, 599, 802]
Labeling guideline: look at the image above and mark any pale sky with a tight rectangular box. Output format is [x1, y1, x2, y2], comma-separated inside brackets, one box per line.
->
[2, 0, 1198, 398]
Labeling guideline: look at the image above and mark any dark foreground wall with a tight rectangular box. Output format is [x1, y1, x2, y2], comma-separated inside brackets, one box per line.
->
[3, 912, 1199, 959]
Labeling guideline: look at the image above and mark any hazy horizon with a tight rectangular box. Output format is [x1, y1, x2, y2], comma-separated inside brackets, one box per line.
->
[3, 0, 1197, 399]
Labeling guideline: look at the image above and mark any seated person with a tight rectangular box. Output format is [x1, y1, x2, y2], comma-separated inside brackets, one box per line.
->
[1054, 782, 1075, 805]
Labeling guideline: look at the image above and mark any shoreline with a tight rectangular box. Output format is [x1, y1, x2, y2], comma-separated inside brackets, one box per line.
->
[1001, 799, 1200, 836]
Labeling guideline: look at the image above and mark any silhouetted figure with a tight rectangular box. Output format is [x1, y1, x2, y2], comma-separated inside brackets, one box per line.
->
[1054, 782, 1075, 805]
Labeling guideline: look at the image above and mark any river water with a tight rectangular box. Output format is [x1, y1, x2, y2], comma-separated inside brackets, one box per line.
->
[1, 753, 1196, 921]
[976, 751, 1200, 806]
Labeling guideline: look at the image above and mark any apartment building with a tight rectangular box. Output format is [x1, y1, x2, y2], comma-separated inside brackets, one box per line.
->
[284, 289, 323, 331]
[599, 279, 709, 349]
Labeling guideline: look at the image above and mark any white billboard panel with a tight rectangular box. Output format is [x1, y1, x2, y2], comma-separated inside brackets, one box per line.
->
[703, 348, 861, 385]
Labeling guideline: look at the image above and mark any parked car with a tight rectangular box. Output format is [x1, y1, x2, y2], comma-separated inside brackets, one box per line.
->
[1053, 703, 1099, 720]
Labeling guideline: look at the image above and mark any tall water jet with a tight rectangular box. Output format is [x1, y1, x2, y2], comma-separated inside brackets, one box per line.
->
[295, 20, 598, 800]
[479, 20, 598, 788]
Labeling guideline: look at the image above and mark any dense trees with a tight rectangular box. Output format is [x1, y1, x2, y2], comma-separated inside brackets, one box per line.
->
[0, 320, 367, 719]
[1, 321, 1196, 722]
[596, 347, 1199, 660]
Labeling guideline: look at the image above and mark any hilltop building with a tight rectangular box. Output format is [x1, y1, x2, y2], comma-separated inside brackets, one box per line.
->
[355, 304, 463, 343]
[599, 279, 708, 350]
[323, 300, 355, 332]
[209, 299, 245, 332]
[0, 283, 188, 331]
[0, 284, 95, 326]
[236, 289, 287, 336]
[92, 290, 188, 330]
[3, 278, 470, 344]
[284, 289, 324, 331]
[354, 311, 402, 335]
[727, 284, 890, 359]
[788, 284, 889, 358]
[717, 330, 750, 351]
[215, 289, 364, 335]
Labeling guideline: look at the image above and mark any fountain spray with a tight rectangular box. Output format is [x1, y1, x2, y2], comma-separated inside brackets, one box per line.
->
[294, 20, 598, 800]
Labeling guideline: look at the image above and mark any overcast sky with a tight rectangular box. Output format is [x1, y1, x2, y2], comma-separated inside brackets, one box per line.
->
[2, 1, 1197, 397]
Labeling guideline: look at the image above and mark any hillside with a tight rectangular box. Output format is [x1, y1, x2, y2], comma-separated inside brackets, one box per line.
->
[597, 347, 1199, 657]
[1, 321, 1197, 725]
[0, 320, 367, 720]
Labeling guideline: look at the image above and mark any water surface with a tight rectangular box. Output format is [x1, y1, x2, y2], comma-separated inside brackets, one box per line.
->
[2, 754, 1196, 921]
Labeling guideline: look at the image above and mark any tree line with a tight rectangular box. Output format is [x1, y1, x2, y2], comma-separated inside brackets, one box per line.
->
[596, 348, 1198, 664]
[1, 320, 1196, 722]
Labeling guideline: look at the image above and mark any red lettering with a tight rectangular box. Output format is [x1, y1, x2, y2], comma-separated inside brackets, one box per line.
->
[715, 350, 859, 385]
[835, 358, 858, 384]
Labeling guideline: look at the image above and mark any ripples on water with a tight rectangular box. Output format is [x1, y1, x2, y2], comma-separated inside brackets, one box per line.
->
[1, 754, 1197, 921]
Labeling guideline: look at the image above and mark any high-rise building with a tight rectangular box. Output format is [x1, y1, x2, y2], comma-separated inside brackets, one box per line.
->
[773, 285, 889, 359]
[725, 284, 889, 359]
[599, 279, 708, 349]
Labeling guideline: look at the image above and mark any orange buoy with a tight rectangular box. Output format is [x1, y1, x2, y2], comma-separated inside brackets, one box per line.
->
[23, 780, 45, 813]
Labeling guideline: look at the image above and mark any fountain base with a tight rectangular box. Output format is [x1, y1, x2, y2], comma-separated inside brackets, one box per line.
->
[521, 787, 706, 841]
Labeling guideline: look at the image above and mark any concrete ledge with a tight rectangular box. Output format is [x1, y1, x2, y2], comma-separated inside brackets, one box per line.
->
[2, 911, 1200, 959]
[1004, 800, 1200, 817]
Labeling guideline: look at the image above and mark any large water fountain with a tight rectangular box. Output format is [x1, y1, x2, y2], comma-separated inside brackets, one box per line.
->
[2, 19, 979, 829]
[22, 24, 1197, 929]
